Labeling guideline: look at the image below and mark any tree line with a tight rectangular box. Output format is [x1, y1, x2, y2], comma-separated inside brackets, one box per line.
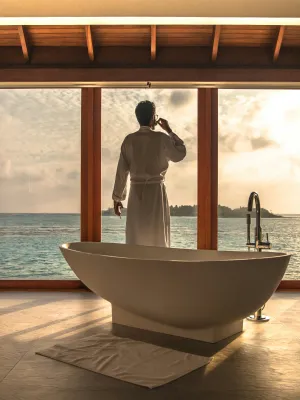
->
[102, 205, 281, 218]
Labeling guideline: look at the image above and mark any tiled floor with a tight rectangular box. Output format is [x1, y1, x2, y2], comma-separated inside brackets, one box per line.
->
[0, 290, 300, 399]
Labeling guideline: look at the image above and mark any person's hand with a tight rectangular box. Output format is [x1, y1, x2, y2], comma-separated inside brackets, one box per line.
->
[157, 118, 172, 134]
[114, 201, 123, 217]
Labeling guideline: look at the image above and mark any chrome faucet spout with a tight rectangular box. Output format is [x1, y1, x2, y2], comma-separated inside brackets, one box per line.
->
[247, 191, 261, 245]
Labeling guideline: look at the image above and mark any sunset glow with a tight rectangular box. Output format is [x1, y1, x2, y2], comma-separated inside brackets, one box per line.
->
[0, 88, 300, 214]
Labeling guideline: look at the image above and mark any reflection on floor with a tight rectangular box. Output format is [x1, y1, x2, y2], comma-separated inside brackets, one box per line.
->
[0, 290, 300, 400]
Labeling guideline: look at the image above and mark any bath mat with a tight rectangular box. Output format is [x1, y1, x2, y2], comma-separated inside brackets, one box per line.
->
[36, 330, 211, 388]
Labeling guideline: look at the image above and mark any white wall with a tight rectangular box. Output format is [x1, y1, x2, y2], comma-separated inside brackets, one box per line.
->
[0, 0, 300, 22]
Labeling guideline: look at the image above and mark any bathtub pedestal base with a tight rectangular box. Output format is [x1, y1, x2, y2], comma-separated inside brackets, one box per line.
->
[112, 306, 243, 344]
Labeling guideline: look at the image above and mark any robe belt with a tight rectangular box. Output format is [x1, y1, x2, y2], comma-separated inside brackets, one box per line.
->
[130, 179, 164, 185]
[131, 178, 164, 200]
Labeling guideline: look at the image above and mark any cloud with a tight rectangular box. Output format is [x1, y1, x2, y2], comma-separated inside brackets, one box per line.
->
[219, 132, 277, 153]
[251, 136, 277, 151]
[218, 133, 239, 153]
[0, 158, 11, 178]
[0, 158, 45, 183]
[67, 171, 80, 180]
[169, 90, 193, 108]
[218, 91, 279, 153]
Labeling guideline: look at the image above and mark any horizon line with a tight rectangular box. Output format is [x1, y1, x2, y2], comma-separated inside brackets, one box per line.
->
[0, 210, 295, 215]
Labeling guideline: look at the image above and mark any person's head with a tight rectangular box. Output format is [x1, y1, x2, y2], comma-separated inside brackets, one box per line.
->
[135, 101, 156, 128]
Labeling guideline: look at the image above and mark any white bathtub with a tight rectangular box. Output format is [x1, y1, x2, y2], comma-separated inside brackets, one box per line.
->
[60, 242, 290, 343]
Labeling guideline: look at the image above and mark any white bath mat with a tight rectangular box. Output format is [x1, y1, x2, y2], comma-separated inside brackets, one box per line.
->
[37, 330, 211, 388]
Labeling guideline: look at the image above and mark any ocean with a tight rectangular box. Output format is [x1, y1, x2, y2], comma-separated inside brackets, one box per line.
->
[0, 214, 299, 280]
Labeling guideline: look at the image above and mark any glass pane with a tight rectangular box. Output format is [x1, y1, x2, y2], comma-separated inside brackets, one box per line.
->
[101, 89, 197, 248]
[0, 89, 81, 279]
[218, 89, 300, 280]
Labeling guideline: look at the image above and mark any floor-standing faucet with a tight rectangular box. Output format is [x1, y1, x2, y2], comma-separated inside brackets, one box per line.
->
[246, 191, 271, 322]
[246, 192, 271, 251]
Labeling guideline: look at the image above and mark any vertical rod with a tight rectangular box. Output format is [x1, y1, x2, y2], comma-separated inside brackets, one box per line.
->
[197, 88, 218, 250]
[81, 88, 89, 242]
[93, 89, 102, 242]
[211, 89, 218, 250]
[81, 88, 102, 242]
[87, 90, 94, 241]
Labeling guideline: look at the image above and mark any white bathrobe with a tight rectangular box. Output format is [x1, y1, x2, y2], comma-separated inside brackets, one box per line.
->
[112, 126, 186, 247]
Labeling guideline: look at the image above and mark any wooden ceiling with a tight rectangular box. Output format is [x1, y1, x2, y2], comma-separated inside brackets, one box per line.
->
[0, 24, 300, 85]
[1, 24, 300, 47]
[0, 25, 300, 64]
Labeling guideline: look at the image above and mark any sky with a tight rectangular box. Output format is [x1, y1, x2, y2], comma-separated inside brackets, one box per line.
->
[0, 88, 300, 214]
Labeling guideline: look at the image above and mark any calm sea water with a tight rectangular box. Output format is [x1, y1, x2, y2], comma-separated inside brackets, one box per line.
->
[0, 214, 299, 280]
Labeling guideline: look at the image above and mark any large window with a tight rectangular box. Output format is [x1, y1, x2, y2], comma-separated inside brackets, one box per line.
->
[218, 89, 300, 279]
[101, 88, 197, 248]
[0, 89, 81, 279]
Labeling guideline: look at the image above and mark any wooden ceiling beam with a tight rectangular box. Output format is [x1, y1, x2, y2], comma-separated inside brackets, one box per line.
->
[151, 25, 156, 60]
[212, 25, 221, 62]
[18, 26, 29, 62]
[2, 67, 300, 86]
[2, 45, 300, 68]
[85, 25, 94, 61]
[273, 26, 285, 62]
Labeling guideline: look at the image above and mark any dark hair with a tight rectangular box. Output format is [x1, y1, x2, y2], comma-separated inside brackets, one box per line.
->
[135, 101, 155, 126]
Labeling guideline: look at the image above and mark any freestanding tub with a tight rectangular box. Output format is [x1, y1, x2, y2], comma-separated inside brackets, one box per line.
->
[60, 242, 290, 343]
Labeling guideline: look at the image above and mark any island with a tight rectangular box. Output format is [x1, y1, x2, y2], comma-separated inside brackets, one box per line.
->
[102, 205, 282, 218]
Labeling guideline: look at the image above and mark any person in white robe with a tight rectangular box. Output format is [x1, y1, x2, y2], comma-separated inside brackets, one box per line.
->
[112, 100, 186, 247]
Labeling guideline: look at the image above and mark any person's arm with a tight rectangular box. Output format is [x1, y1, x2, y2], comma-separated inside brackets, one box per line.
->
[169, 131, 184, 146]
[164, 132, 186, 162]
[157, 118, 186, 163]
[112, 140, 130, 214]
